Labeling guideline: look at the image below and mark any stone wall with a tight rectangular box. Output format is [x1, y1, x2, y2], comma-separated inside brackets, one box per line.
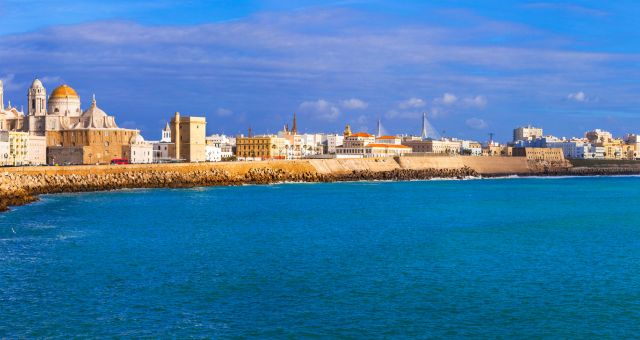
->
[2, 155, 634, 212]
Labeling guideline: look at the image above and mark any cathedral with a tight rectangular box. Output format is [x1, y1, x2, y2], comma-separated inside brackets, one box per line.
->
[1, 78, 143, 165]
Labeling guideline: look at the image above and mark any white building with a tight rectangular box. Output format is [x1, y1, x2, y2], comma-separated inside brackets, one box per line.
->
[0, 132, 9, 166]
[26, 135, 46, 165]
[129, 134, 153, 164]
[459, 140, 483, 156]
[150, 123, 175, 162]
[206, 134, 235, 161]
[513, 125, 543, 142]
[336, 132, 411, 158]
[325, 134, 344, 154]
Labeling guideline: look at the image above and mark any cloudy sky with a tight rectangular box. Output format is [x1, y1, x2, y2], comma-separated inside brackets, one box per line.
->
[1, 0, 639, 141]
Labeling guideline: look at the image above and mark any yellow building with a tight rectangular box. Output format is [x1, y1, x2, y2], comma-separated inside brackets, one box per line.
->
[599, 139, 624, 159]
[512, 147, 564, 161]
[170, 112, 206, 162]
[236, 135, 287, 160]
[8, 131, 28, 166]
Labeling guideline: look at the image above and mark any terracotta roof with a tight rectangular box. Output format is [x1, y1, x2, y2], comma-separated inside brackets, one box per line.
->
[377, 135, 399, 140]
[366, 143, 411, 148]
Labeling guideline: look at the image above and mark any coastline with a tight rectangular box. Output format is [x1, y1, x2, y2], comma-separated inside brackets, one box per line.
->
[2, 156, 640, 212]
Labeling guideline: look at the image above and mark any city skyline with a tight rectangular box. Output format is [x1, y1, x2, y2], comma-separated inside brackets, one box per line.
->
[2, 1, 640, 141]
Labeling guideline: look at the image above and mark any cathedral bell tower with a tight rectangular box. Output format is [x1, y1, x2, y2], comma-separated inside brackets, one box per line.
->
[28, 78, 47, 116]
[27, 78, 47, 135]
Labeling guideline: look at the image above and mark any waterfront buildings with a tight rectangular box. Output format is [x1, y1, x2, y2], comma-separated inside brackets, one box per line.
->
[46, 96, 139, 165]
[150, 123, 175, 163]
[402, 138, 461, 155]
[236, 135, 287, 160]
[126, 134, 154, 164]
[205, 134, 235, 162]
[170, 112, 206, 163]
[335, 132, 411, 157]
[513, 125, 543, 142]
[512, 147, 565, 161]
[325, 134, 344, 154]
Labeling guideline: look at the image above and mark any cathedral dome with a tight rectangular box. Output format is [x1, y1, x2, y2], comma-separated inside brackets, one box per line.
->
[50, 84, 79, 98]
[130, 134, 145, 144]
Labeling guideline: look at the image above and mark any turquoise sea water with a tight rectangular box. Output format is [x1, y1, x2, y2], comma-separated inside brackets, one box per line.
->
[1, 177, 640, 338]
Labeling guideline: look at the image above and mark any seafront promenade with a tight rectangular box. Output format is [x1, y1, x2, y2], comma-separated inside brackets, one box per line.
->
[2, 155, 639, 212]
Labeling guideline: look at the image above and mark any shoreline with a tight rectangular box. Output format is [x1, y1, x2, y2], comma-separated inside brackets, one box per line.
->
[2, 156, 640, 212]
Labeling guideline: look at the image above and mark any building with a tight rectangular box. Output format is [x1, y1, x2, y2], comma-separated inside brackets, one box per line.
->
[46, 96, 139, 165]
[366, 143, 412, 157]
[7, 131, 28, 166]
[375, 135, 402, 145]
[335, 132, 411, 157]
[513, 125, 543, 142]
[170, 112, 206, 162]
[402, 138, 461, 155]
[125, 134, 153, 164]
[236, 135, 287, 160]
[205, 134, 234, 162]
[0, 132, 8, 166]
[150, 123, 175, 163]
[585, 129, 613, 143]
[0, 80, 26, 131]
[26, 135, 46, 165]
[460, 140, 483, 156]
[325, 134, 344, 154]
[335, 132, 375, 157]
[512, 147, 564, 161]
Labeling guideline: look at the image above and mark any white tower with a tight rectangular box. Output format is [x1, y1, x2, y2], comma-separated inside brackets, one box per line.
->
[28, 79, 47, 116]
[0, 79, 4, 112]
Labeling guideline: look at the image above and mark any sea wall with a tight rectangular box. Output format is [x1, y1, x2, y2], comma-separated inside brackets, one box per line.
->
[0, 155, 630, 212]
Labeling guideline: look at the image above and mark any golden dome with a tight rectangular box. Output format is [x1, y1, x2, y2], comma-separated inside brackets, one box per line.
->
[50, 84, 79, 98]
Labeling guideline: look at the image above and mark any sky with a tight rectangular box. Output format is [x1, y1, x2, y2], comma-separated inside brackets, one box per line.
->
[1, 0, 640, 141]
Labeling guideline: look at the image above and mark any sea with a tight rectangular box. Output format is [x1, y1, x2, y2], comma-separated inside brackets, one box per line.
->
[1, 176, 640, 338]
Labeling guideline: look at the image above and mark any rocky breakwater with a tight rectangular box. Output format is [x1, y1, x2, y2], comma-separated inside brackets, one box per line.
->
[0, 164, 479, 211]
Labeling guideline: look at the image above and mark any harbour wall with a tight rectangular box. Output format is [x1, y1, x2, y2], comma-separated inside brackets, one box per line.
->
[1, 155, 633, 211]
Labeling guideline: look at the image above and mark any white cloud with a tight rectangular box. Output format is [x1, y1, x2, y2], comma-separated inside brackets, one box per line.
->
[465, 118, 488, 130]
[216, 108, 233, 116]
[299, 99, 340, 121]
[340, 98, 368, 109]
[436, 92, 458, 105]
[398, 97, 426, 109]
[567, 91, 588, 102]
[463, 95, 487, 108]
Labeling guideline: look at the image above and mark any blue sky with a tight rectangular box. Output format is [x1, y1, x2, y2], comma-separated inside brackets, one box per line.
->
[1, 0, 640, 141]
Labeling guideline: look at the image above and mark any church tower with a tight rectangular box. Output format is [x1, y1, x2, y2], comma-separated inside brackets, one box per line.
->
[292, 112, 298, 134]
[27, 79, 47, 135]
[28, 79, 47, 116]
[0, 79, 4, 112]
[161, 122, 171, 142]
[343, 124, 352, 137]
